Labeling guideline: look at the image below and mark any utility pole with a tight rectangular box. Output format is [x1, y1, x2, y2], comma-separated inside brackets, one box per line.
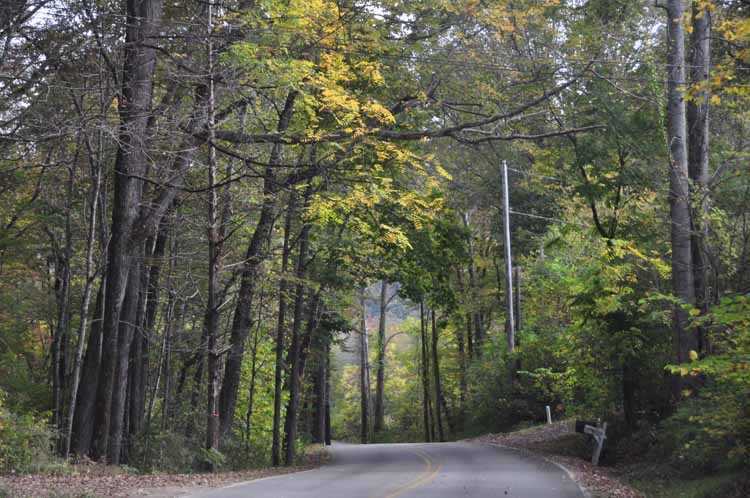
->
[502, 160, 515, 352]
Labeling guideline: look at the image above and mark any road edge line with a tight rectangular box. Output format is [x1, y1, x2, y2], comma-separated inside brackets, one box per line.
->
[475, 441, 592, 498]
[184, 447, 335, 498]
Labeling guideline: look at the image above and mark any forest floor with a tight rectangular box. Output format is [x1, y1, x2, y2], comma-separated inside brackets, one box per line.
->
[0, 446, 330, 498]
[473, 423, 748, 498]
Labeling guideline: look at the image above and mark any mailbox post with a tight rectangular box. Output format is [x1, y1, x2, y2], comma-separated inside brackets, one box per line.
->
[575, 420, 607, 465]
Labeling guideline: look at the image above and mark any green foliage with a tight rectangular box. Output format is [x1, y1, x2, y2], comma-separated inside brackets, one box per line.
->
[129, 431, 199, 474]
[662, 294, 750, 471]
[0, 391, 57, 474]
[198, 448, 227, 470]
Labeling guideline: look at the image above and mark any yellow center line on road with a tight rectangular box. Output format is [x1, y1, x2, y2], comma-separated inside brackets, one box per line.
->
[383, 448, 442, 498]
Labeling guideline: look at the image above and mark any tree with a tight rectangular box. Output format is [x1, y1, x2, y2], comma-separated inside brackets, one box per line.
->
[665, 0, 698, 372]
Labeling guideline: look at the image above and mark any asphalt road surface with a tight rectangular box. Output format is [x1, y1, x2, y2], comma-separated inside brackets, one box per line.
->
[191, 442, 584, 498]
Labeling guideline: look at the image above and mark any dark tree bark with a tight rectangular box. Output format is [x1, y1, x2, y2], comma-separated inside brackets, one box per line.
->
[420, 301, 432, 442]
[373, 280, 387, 434]
[431, 309, 445, 442]
[52, 166, 74, 447]
[272, 193, 295, 466]
[283, 205, 312, 465]
[666, 0, 697, 370]
[219, 91, 298, 439]
[244, 319, 262, 447]
[462, 213, 484, 350]
[325, 349, 332, 446]
[64, 155, 102, 457]
[359, 293, 370, 445]
[514, 266, 522, 334]
[92, 0, 163, 461]
[71, 281, 105, 456]
[313, 340, 328, 444]
[129, 213, 169, 446]
[107, 260, 142, 464]
[454, 269, 468, 425]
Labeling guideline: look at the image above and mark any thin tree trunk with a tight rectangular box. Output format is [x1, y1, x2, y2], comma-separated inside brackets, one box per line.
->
[64, 157, 102, 457]
[687, 1, 711, 353]
[313, 340, 328, 444]
[454, 269, 468, 425]
[325, 349, 332, 446]
[71, 280, 105, 455]
[283, 214, 312, 465]
[431, 309, 445, 442]
[359, 292, 370, 445]
[53, 166, 74, 448]
[107, 260, 142, 464]
[373, 280, 387, 433]
[420, 301, 431, 442]
[130, 207, 170, 443]
[161, 289, 178, 432]
[666, 0, 697, 372]
[205, 2, 221, 457]
[514, 267, 522, 335]
[462, 213, 484, 350]
[272, 193, 295, 466]
[244, 323, 261, 448]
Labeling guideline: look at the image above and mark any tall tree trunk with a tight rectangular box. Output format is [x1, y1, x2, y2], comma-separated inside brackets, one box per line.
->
[92, 0, 163, 461]
[53, 166, 74, 448]
[419, 301, 432, 442]
[107, 259, 142, 464]
[313, 340, 328, 444]
[462, 213, 484, 350]
[325, 350, 332, 446]
[205, 5, 222, 457]
[64, 156, 102, 457]
[129, 212, 169, 448]
[373, 280, 387, 434]
[283, 215, 312, 465]
[687, 1, 712, 353]
[219, 91, 297, 438]
[272, 193, 295, 466]
[431, 309, 445, 442]
[514, 266, 522, 334]
[71, 281, 105, 455]
[359, 292, 370, 445]
[244, 318, 262, 448]
[454, 269, 468, 426]
[666, 0, 697, 370]
[161, 288, 179, 432]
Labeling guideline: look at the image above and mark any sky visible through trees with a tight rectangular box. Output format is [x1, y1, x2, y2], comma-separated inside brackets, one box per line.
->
[0, 0, 749, 490]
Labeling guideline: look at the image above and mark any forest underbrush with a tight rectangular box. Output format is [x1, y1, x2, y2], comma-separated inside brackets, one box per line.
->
[475, 421, 748, 498]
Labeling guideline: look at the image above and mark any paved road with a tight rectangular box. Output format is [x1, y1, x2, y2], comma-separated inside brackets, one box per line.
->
[192, 442, 584, 498]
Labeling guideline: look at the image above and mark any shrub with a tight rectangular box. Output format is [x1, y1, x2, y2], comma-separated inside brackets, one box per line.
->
[0, 390, 56, 474]
[129, 430, 199, 473]
[663, 294, 750, 471]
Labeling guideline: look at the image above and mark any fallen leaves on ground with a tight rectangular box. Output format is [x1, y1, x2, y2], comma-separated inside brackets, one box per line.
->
[0, 447, 329, 498]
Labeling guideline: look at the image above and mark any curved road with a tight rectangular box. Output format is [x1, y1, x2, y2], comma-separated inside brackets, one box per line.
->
[192, 442, 584, 498]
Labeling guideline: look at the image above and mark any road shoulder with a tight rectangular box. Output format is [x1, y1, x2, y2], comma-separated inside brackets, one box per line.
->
[471, 423, 642, 498]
